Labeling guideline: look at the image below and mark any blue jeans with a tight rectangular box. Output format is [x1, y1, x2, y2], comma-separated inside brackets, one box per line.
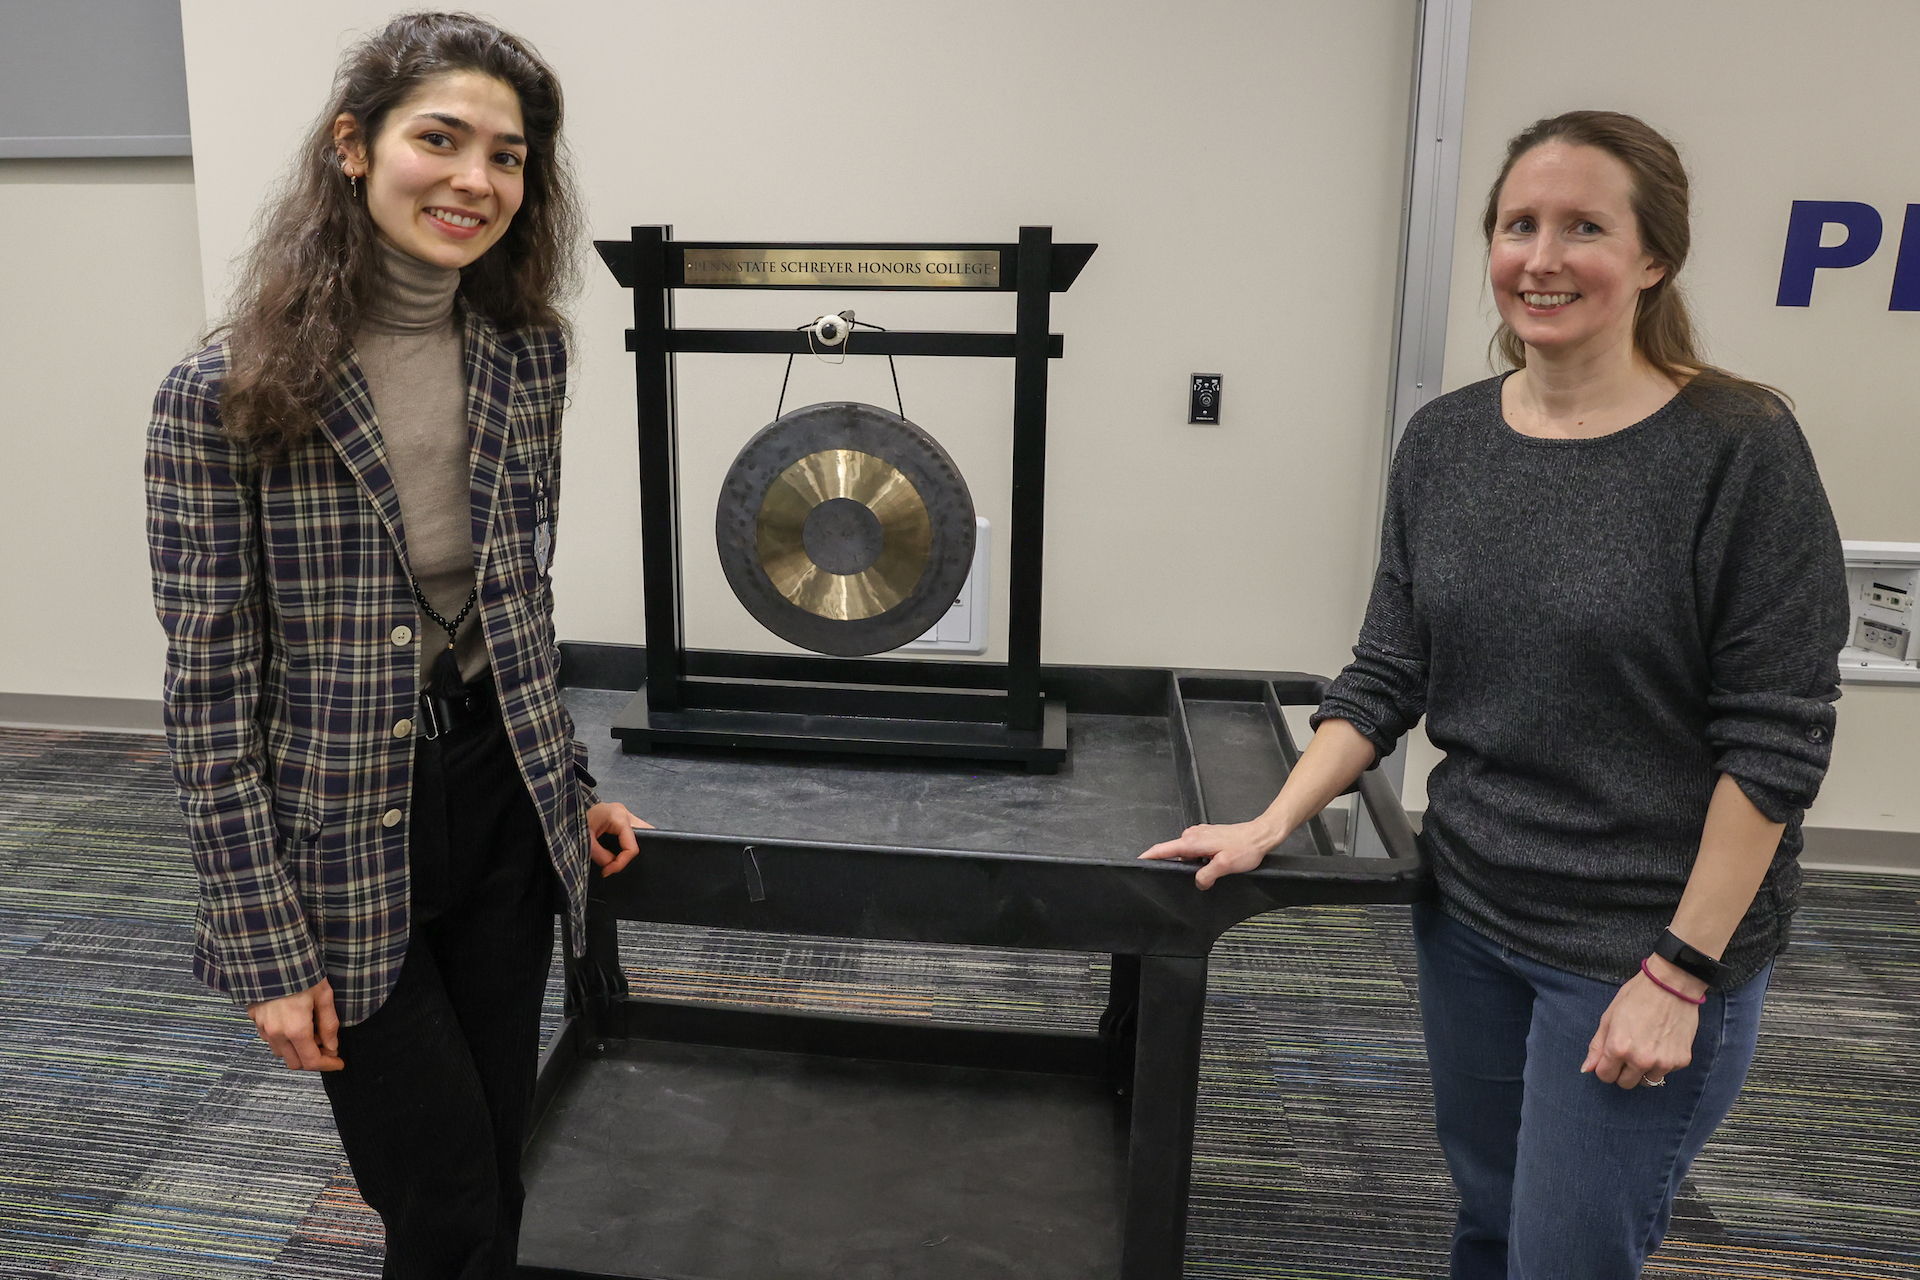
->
[1411, 901, 1771, 1279]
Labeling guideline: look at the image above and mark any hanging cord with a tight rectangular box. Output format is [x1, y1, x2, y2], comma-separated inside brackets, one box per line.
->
[775, 344, 797, 421]
[773, 316, 906, 421]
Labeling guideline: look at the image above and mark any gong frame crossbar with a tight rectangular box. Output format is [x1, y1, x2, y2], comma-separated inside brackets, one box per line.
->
[595, 226, 1096, 769]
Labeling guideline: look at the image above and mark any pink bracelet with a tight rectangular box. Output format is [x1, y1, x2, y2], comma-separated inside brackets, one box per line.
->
[1640, 958, 1707, 1006]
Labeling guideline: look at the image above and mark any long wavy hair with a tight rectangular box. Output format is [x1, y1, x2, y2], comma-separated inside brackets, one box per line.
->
[215, 12, 582, 457]
[1481, 110, 1785, 412]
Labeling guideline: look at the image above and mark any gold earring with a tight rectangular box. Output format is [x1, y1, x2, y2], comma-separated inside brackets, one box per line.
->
[351, 173, 360, 200]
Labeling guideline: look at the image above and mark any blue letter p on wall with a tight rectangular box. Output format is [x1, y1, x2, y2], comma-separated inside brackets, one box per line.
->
[1889, 205, 1920, 311]
[1776, 200, 1882, 306]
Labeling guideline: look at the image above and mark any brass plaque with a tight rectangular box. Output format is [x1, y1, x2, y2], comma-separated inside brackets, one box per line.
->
[682, 247, 1000, 288]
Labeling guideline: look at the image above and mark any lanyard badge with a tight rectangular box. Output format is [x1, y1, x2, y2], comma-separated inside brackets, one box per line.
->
[533, 480, 552, 577]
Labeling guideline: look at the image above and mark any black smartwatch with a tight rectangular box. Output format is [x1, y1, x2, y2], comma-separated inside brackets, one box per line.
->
[1654, 928, 1730, 988]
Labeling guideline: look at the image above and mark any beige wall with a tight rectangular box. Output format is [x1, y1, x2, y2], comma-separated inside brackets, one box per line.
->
[4, 4, 1908, 831]
[177, 0, 1417, 677]
[0, 157, 204, 701]
[1396, 0, 1920, 832]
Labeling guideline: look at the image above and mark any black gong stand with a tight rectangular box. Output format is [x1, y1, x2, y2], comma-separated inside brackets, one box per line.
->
[595, 226, 1096, 770]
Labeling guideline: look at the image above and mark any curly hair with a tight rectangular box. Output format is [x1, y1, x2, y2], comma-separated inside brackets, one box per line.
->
[213, 11, 582, 457]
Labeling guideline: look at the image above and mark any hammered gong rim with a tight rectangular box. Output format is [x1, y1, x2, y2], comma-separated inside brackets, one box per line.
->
[715, 402, 977, 656]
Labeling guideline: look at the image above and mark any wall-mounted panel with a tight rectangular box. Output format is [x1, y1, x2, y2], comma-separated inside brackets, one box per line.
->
[0, 1, 191, 157]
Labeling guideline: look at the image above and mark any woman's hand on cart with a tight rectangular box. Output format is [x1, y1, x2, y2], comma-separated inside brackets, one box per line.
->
[247, 979, 345, 1072]
[1139, 719, 1377, 889]
[1139, 820, 1284, 889]
[589, 802, 655, 877]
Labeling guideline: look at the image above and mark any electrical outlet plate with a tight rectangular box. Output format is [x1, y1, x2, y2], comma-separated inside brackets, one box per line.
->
[1839, 541, 1920, 684]
[897, 518, 990, 654]
[1861, 580, 1913, 613]
[1855, 615, 1911, 658]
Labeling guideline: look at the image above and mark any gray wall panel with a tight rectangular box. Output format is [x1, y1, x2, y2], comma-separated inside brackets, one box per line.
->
[0, 0, 190, 156]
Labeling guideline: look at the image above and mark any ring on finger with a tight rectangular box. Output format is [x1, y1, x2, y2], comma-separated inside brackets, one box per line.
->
[1642, 1075, 1666, 1088]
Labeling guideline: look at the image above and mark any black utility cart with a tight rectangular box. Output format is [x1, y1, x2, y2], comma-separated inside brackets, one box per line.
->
[516, 228, 1425, 1278]
[516, 663, 1425, 1280]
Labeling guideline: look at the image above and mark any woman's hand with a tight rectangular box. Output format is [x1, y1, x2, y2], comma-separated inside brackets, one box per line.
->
[1582, 958, 1704, 1089]
[247, 979, 344, 1072]
[1140, 819, 1283, 889]
[1584, 774, 1780, 1090]
[588, 801, 654, 877]
[1137, 719, 1377, 891]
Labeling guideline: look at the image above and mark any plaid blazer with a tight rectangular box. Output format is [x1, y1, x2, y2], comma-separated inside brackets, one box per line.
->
[146, 313, 595, 1026]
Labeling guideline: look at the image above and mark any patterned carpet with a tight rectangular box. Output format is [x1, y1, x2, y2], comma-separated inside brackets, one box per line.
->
[0, 724, 1915, 1278]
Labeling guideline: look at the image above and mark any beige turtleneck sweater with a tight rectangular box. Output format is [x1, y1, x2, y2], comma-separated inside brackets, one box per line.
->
[355, 237, 487, 685]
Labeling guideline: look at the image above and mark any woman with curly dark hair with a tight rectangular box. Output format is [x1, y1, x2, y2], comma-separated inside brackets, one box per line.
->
[145, 14, 646, 1275]
[1146, 111, 1848, 1277]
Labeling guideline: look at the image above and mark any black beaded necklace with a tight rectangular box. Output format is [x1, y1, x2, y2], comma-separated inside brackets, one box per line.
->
[412, 578, 478, 699]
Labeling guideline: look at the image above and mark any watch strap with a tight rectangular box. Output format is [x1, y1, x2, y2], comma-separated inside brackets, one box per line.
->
[1655, 928, 1730, 988]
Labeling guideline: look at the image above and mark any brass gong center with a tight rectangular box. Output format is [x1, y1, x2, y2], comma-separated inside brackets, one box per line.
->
[755, 448, 933, 621]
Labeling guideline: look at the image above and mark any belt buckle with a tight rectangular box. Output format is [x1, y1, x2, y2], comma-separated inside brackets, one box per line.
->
[418, 691, 446, 741]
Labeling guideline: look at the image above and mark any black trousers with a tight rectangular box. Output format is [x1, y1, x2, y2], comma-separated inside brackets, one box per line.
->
[322, 674, 556, 1280]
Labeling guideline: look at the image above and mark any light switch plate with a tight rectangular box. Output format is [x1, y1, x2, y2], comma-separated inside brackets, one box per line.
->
[1189, 374, 1222, 425]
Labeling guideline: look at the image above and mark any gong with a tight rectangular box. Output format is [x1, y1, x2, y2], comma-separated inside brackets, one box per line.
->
[716, 401, 977, 657]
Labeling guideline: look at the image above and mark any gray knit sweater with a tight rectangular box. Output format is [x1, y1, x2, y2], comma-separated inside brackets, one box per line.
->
[1314, 374, 1848, 986]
